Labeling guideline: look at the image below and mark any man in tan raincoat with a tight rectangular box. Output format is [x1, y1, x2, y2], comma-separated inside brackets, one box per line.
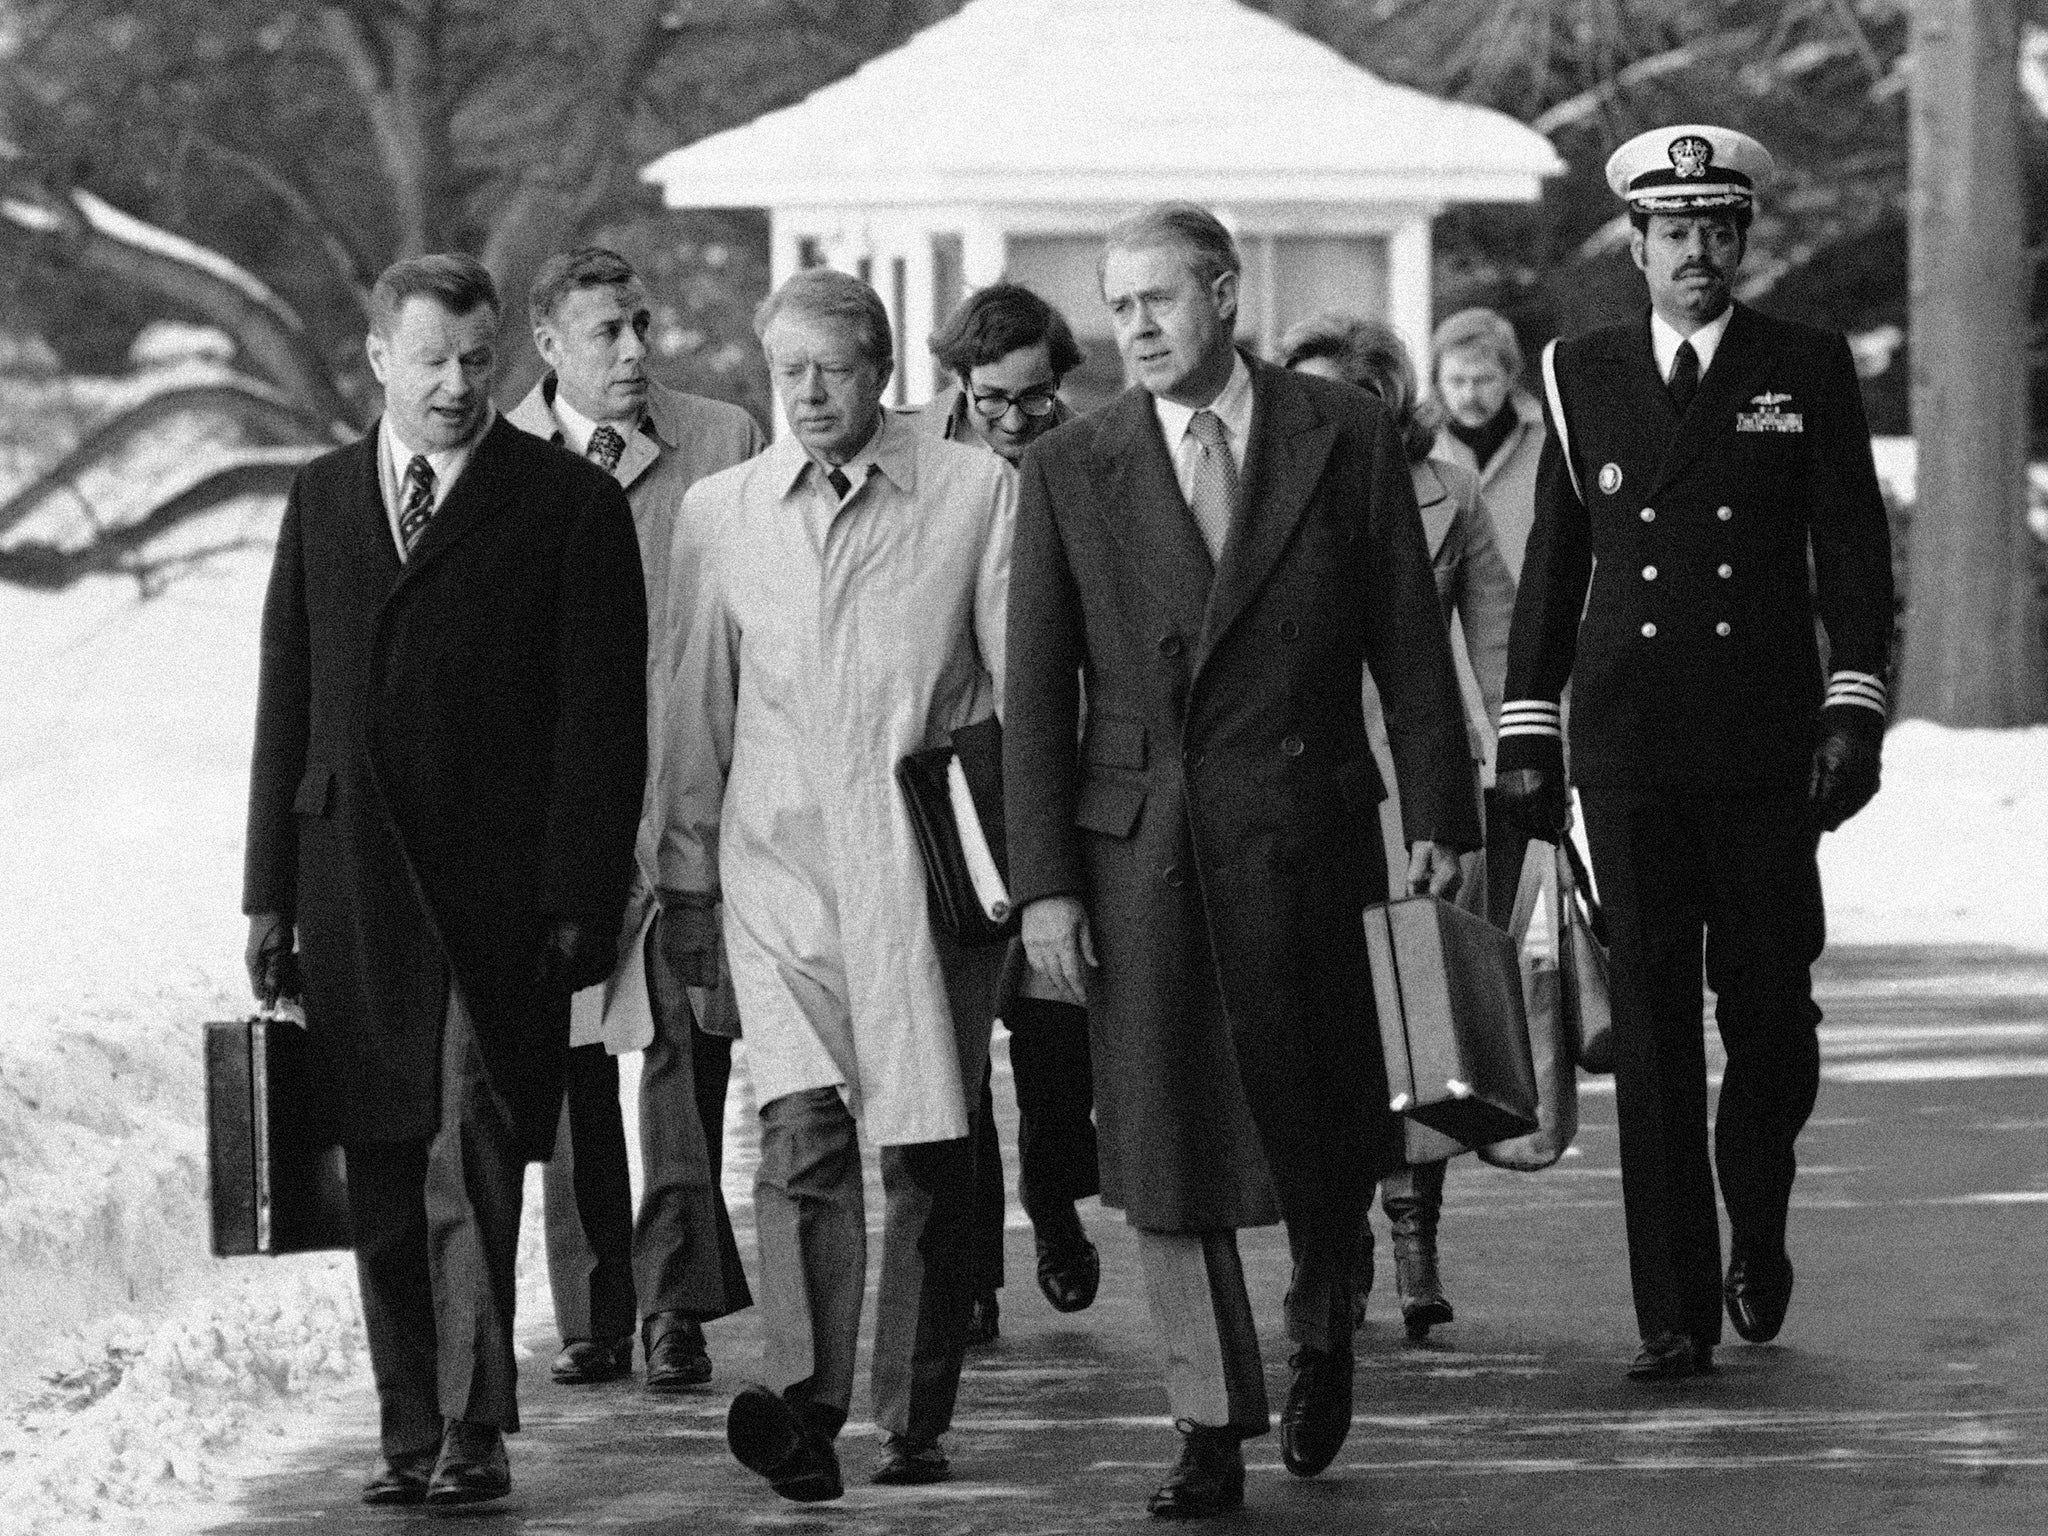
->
[653, 268, 1014, 1502]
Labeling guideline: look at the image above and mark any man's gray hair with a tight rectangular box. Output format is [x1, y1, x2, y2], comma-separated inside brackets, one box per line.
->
[1101, 201, 1242, 288]
[754, 268, 894, 369]
[529, 246, 641, 326]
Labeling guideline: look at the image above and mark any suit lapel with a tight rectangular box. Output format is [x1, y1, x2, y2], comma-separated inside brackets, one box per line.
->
[1652, 304, 1781, 493]
[614, 423, 661, 493]
[392, 417, 512, 592]
[1090, 387, 1212, 638]
[1197, 361, 1334, 666]
[344, 428, 404, 590]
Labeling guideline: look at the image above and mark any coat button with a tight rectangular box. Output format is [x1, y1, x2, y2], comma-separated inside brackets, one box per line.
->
[1158, 634, 1184, 657]
[1161, 865, 1186, 888]
[1277, 618, 1301, 642]
[1280, 734, 1305, 757]
[1716, 621, 1732, 637]
[1717, 506, 1733, 521]
[1642, 565, 1658, 581]
[1641, 507, 1656, 522]
[1718, 563, 1733, 579]
[1641, 622, 1658, 638]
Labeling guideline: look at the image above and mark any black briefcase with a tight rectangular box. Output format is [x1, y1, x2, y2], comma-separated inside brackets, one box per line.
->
[1363, 895, 1539, 1146]
[897, 715, 1019, 947]
[205, 1016, 352, 1256]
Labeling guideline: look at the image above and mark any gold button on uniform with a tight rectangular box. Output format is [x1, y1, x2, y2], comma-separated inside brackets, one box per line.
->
[1641, 508, 1656, 522]
[1717, 506, 1733, 521]
[1643, 565, 1658, 580]
[1718, 563, 1733, 578]
[1641, 622, 1657, 638]
[1716, 621, 1732, 636]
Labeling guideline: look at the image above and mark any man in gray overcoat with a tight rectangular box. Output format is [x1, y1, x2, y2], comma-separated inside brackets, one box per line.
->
[1004, 203, 1480, 1519]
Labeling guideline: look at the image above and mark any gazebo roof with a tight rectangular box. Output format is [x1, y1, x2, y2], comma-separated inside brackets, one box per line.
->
[642, 0, 1563, 210]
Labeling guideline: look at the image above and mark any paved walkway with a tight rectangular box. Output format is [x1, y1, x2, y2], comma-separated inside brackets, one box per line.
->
[206, 946, 2048, 1534]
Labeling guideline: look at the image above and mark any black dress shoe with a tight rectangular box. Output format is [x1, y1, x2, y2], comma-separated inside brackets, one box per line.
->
[644, 1312, 713, 1392]
[1032, 1204, 1102, 1314]
[424, 1420, 510, 1507]
[550, 1335, 634, 1385]
[360, 1448, 436, 1505]
[963, 1290, 1000, 1347]
[1147, 1423, 1245, 1519]
[1627, 1330, 1716, 1382]
[872, 1433, 951, 1485]
[1279, 1345, 1354, 1477]
[727, 1384, 844, 1502]
[1725, 1250, 1795, 1343]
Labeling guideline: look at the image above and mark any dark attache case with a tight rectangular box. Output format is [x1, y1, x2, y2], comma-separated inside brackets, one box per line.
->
[205, 1016, 353, 1257]
[896, 714, 1019, 947]
[1363, 895, 1539, 1146]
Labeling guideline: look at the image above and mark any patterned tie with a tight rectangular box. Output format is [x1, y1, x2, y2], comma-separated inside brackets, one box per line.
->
[826, 465, 853, 501]
[1667, 339, 1700, 415]
[397, 454, 435, 557]
[1186, 409, 1238, 562]
[587, 423, 626, 474]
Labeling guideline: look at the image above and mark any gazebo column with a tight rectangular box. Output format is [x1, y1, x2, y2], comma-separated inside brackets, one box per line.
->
[1388, 215, 1434, 380]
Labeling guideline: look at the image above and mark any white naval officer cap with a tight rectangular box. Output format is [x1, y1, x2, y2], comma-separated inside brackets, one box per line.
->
[1604, 124, 1774, 215]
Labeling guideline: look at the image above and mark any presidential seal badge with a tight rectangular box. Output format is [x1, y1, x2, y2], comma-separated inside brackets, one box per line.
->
[1669, 134, 1713, 179]
[1737, 390, 1803, 433]
[1598, 462, 1623, 495]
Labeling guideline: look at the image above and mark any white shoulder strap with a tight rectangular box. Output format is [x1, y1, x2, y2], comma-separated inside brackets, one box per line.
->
[1540, 338, 1583, 505]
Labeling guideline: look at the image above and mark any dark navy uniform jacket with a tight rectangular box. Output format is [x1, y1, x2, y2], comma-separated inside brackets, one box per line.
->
[1496, 303, 1893, 792]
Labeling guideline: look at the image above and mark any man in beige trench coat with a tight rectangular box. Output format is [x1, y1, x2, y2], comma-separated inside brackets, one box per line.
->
[653, 268, 1014, 1502]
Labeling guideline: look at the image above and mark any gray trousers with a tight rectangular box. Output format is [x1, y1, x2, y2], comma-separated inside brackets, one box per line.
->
[754, 1085, 977, 1441]
[346, 988, 526, 1455]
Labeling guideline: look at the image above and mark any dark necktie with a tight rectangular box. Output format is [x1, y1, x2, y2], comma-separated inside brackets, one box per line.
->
[587, 423, 626, 474]
[1667, 339, 1700, 415]
[1187, 409, 1238, 562]
[397, 455, 435, 557]
[826, 465, 853, 500]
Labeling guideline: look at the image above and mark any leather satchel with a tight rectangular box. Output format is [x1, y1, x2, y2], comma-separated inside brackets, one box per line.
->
[205, 1014, 352, 1256]
[1557, 838, 1615, 1073]
[1478, 841, 1582, 1170]
[896, 714, 1019, 947]
[1363, 895, 1538, 1146]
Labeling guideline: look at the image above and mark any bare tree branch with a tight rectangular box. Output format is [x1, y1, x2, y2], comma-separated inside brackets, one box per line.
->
[174, 128, 376, 318]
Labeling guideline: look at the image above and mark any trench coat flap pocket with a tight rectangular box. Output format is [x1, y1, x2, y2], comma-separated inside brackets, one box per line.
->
[1332, 754, 1385, 812]
[1074, 777, 1145, 839]
[1082, 715, 1147, 770]
[292, 765, 335, 818]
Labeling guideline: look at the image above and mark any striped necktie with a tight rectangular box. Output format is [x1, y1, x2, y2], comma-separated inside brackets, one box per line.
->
[1186, 409, 1237, 562]
[397, 455, 435, 557]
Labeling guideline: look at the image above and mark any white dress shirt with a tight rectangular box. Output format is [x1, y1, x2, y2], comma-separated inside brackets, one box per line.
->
[377, 409, 491, 558]
[550, 389, 642, 464]
[1649, 305, 1734, 386]
[1154, 351, 1254, 503]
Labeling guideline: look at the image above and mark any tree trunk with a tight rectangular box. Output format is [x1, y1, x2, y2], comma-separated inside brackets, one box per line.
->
[1902, 0, 2046, 723]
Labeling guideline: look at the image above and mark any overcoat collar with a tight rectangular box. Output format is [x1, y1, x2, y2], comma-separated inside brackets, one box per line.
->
[1087, 383, 1213, 641]
[505, 373, 672, 493]
[1412, 457, 1458, 559]
[341, 430, 402, 588]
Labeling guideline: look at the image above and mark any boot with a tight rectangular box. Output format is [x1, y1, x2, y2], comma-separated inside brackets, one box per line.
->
[1382, 1160, 1453, 1341]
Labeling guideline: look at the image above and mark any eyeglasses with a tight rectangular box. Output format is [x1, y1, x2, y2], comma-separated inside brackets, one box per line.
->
[969, 387, 1059, 421]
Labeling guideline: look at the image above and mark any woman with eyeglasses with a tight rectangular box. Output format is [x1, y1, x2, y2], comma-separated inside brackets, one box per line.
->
[1279, 311, 1517, 1342]
[914, 283, 1103, 1349]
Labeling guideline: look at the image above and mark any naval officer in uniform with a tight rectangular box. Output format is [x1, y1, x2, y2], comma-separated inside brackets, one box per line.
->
[1495, 125, 1894, 1381]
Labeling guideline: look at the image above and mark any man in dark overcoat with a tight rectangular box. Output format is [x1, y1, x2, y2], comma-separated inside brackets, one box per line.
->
[1004, 202, 1479, 1519]
[1496, 125, 1894, 1382]
[241, 252, 647, 1507]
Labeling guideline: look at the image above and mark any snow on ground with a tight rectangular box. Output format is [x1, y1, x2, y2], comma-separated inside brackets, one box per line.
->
[0, 487, 2040, 1531]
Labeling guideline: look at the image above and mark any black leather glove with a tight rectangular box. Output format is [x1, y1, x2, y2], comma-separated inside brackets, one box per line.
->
[1810, 719, 1881, 833]
[655, 891, 721, 990]
[244, 912, 300, 1007]
[535, 918, 617, 993]
[1496, 766, 1570, 839]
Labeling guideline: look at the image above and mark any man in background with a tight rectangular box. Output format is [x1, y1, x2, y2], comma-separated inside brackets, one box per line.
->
[508, 246, 761, 1396]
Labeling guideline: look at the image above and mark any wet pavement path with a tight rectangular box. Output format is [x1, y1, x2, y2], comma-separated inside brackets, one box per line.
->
[207, 945, 2048, 1534]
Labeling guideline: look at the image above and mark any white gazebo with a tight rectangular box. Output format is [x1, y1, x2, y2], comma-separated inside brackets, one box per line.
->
[642, 0, 1562, 411]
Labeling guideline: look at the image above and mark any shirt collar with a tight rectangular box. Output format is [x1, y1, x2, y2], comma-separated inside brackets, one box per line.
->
[381, 406, 492, 497]
[1649, 304, 1734, 383]
[1154, 351, 1254, 453]
[772, 407, 916, 501]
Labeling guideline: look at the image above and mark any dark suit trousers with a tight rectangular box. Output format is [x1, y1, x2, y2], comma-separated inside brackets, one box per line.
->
[970, 996, 1102, 1293]
[1579, 785, 1825, 1344]
[541, 930, 750, 1343]
[346, 987, 527, 1454]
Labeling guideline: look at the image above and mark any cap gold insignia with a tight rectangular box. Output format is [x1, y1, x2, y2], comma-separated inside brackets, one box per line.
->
[1599, 463, 1623, 495]
[1668, 135, 1713, 179]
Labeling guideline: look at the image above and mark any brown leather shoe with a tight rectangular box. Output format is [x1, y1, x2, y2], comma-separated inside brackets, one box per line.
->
[360, 1448, 435, 1505]
[1147, 1423, 1245, 1519]
[1627, 1330, 1716, 1382]
[550, 1335, 633, 1385]
[424, 1420, 510, 1507]
[643, 1312, 713, 1392]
